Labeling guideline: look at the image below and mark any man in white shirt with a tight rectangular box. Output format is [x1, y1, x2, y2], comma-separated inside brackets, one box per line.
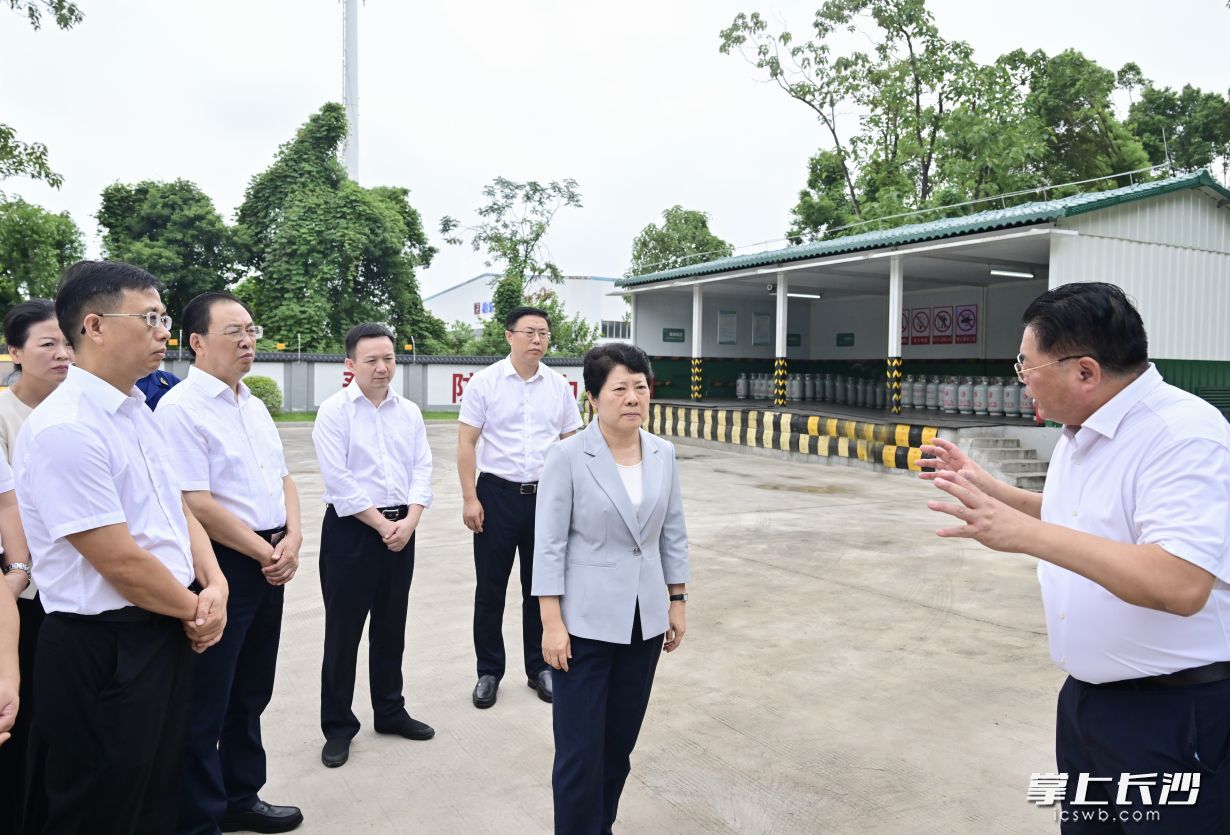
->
[157, 292, 304, 835]
[458, 306, 582, 709]
[13, 261, 228, 833]
[312, 323, 434, 769]
[922, 282, 1230, 832]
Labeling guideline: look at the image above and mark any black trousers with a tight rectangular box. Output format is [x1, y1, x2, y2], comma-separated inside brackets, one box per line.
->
[319, 506, 415, 740]
[177, 535, 285, 835]
[27, 610, 193, 835]
[473, 474, 545, 681]
[1057, 674, 1230, 833]
[0, 594, 44, 835]
[551, 609, 664, 835]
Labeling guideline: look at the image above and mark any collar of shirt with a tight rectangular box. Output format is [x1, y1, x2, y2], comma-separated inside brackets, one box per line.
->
[500, 355, 543, 383]
[185, 364, 249, 405]
[1064, 364, 1164, 451]
[66, 364, 144, 415]
[346, 380, 399, 410]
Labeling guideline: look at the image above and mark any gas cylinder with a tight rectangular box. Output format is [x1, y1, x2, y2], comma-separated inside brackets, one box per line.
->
[846, 376, 858, 405]
[790, 374, 802, 402]
[925, 375, 940, 410]
[900, 375, 914, 409]
[822, 373, 833, 401]
[957, 376, 974, 414]
[986, 377, 1004, 416]
[1020, 387, 1036, 420]
[874, 381, 886, 409]
[915, 376, 929, 410]
[973, 377, 989, 415]
[941, 377, 958, 413]
[736, 373, 748, 400]
[804, 373, 815, 401]
[1003, 379, 1021, 417]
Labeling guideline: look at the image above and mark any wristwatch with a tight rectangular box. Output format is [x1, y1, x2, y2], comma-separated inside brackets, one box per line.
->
[669, 593, 688, 603]
[1, 562, 31, 577]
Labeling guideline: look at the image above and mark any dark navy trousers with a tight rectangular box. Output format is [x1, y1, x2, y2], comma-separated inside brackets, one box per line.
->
[177, 535, 285, 835]
[472, 474, 546, 681]
[1056, 675, 1230, 833]
[319, 506, 415, 741]
[551, 609, 664, 835]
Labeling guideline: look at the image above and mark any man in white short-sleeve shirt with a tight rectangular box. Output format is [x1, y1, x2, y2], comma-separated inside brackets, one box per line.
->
[457, 305, 582, 709]
[921, 282, 1230, 832]
[13, 261, 227, 834]
[157, 292, 304, 835]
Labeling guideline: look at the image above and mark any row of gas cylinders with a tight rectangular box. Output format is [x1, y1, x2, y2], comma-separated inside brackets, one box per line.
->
[903, 375, 1036, 419]
[733, 372, 1036, 418]
[736, 373, 889, 409]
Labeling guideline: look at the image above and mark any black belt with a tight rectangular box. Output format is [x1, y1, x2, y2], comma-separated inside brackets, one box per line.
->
[256, 525, 288, 543]
[378, 505, 409, 521]
[53, 606, 162, 623]
[1093, 661, 1230, 690]
[479, 473, 538, 495]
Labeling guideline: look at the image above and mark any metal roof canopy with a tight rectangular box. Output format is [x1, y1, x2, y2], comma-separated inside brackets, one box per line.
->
[616, 170, 1230, 297]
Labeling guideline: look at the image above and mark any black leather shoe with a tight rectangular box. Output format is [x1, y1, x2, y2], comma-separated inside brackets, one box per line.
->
[321, 738, 350, 768]
[375, 714, 435, 740]
[472, 674, 498, 708]
[528, 669, 553, 703]
[220, 799, 304, 833]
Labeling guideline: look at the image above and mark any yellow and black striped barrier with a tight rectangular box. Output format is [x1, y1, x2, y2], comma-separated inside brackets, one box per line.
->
[583, 402, 939, 471]
[690, 357, 703, 401]
[887, 356, 903, 415]
[772, 357, 788, 407]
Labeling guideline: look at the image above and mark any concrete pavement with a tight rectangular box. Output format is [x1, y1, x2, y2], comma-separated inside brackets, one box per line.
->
[259, 422, 1063, 834]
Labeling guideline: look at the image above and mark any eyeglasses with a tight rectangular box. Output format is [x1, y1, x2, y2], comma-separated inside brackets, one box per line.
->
[1013, 353, 1086, 383]
[87, 311, 173, 333]
[509, 329, 551, 340]
[203, 325, 264, 341]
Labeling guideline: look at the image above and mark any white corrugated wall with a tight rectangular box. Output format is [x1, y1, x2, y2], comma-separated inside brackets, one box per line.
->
[1049, 189, 1230, 362]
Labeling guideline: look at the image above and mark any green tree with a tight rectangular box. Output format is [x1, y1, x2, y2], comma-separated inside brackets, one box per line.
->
[97, 179, 234, 321]
[440, 177, 582, 324]
[627, 205, 733, 275]
[2, 1, 83, 194]
[0, 197, 83, 309]
[525, 288, 600, 357]
[1127, 84, 1230, 178]
[233, 104, 444, 352]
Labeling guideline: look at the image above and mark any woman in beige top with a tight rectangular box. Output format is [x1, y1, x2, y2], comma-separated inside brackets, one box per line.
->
[0, 298, 69, 834]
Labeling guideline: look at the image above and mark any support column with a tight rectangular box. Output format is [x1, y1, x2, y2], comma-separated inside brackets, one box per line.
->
[691, 285, 703, 401]
[887, 256, 904, 415]
[773, 272, 788, 407]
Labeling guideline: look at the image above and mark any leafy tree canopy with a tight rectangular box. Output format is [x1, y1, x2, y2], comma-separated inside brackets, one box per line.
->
[627, 205, 733, 276]
[97, 179, 234, 323]
[0, 197, 82, 310]
[233, 103, 444, 353]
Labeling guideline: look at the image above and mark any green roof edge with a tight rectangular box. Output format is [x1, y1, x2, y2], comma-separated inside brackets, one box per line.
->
[616, 170, 1230, 289]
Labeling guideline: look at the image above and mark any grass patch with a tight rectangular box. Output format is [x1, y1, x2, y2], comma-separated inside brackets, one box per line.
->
[273, 409, 459, 423]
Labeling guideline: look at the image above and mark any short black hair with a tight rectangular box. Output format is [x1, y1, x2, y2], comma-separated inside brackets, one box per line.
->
[181, 291, 253, 357]
[1022, 282, 1148, 376]
[344, 322, 396, 358]
[3, 299, 56, 371]
[583, 342, 654, 397]
[55, 260, 163, 349]
[504, 306, 551, 332]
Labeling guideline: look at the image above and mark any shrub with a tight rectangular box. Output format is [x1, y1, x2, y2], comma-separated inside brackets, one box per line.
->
[245, 375, 283, 415]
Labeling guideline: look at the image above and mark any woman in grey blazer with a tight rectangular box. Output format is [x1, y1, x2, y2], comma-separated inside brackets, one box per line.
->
[533, 342, 691, 835]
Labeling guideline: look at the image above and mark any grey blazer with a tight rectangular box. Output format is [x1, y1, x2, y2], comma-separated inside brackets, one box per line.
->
[532, 419, 691, 644]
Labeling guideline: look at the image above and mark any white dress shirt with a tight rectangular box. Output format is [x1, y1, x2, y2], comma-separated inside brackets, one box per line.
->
[155, 366, 289, 532]
[313, 383, 433, 516]
[458, 356, 583, 483]
[13, 365, 196, 615]
[1038, 364, 1230, 684]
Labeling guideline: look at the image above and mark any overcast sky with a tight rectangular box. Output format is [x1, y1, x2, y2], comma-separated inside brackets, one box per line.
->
[1, 0, 1224, 296]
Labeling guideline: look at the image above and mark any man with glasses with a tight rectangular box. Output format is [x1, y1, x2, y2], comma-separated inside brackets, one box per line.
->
[458, 306, 582, 709]
[14, 261, 228, 832]
[156, 292, 304, 833]
[921, 282, 1230, 831]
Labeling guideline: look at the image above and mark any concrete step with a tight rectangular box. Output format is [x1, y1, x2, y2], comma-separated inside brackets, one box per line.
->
[1012, 474, 1048, 491]
[998, 459, 1049, 474]
[976, 447, 1037, 461]
[966, 437, 1021, 449]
